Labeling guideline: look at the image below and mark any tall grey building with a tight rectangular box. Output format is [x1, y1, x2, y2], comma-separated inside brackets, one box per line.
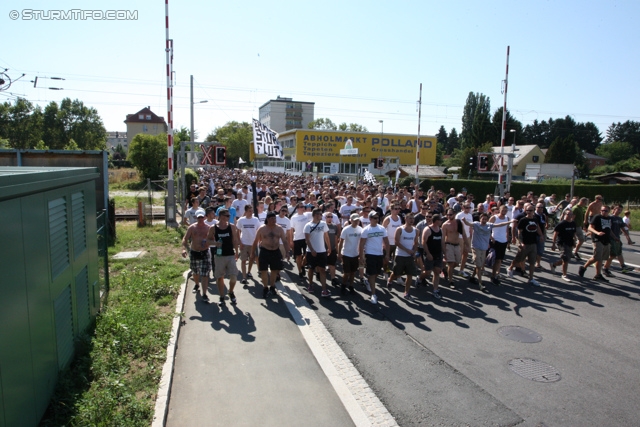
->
[258, 96, 314, 133]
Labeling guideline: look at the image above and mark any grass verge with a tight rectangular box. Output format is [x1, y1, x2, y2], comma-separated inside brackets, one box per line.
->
[40, 222, 187, 427]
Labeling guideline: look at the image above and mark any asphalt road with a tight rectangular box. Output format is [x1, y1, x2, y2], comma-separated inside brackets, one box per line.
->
[294, 235, 640, 426]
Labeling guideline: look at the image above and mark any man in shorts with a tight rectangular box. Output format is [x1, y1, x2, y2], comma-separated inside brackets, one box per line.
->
[236, 205, 261, 284]
[207, 208, 239, 306]
[550, 209, 577, 281]
[324, 212, 340, 287]
[442, 209, 466, 288]
[508, 204, 543, 286]
[579, 204, 613, 281]
[359, 211, 390, 304]
[460, 213, 509, 291]
[603, 204, 632, 275]
[422, 214, 445, 299]
[182, 211, 212, 301]
[290, 203, 312, 277]
[571, 197, 588, 260]
[386, 212, 418, 299]
[488, 205, 511, 285]
[251, 211, 290, 298]
[304, 208, 331, 297]
[337, 213, 362, 295]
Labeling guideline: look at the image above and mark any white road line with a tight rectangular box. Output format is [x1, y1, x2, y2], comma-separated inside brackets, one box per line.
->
[277, 275, 399, 427]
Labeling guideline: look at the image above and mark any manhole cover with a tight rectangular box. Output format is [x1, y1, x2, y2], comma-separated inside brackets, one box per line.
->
[508, 358, 561, 382]
[498, 326, 542, 343]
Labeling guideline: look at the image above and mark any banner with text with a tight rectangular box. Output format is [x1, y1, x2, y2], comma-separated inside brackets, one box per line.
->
[252, 119, 283, 159]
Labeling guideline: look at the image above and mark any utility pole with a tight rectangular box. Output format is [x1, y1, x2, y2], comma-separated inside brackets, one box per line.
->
[498, 46, 511, 197]
[415, 83, 422, 186]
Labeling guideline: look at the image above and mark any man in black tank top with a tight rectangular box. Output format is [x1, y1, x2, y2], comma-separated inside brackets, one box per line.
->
[421, 214, 445, 299]
[207, 208, 239, 306]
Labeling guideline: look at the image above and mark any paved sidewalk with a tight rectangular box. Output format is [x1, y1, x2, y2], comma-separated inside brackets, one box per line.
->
[162, 266, 364, 427]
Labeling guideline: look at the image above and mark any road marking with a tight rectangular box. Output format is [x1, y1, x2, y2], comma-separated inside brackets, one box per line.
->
[277, 275, 399, 427]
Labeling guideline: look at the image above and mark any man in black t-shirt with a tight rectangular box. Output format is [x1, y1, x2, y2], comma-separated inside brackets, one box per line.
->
[579, 205, 613, 282]
[550, 210, 577, 281]
[508, 203, 543, 286]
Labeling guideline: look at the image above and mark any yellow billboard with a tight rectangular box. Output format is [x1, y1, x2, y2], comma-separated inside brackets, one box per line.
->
[291, 130, 436, 164]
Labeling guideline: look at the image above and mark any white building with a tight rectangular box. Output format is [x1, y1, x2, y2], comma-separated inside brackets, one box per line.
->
[258, 96, 314, 133]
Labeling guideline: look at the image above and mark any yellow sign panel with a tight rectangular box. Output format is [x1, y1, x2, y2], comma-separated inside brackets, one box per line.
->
[292, 130, 436, 165]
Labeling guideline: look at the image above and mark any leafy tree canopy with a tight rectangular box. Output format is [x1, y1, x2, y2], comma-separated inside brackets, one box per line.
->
[461, 92, 492, 149]
[0, 97, 106, 150]
[308, 118, 367, 132]
[127, 133, 168, 180]
[605, 121, 640, 153]
[596, 141, 635, 164]
[207, 121, 252, 168]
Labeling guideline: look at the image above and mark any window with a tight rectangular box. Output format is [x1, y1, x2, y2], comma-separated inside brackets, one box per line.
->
[139, 114, 144, 119]
[146, 114, 151, 120]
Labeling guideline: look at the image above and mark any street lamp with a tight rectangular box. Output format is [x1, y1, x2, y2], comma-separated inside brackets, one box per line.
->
[190, 75, 208, 145]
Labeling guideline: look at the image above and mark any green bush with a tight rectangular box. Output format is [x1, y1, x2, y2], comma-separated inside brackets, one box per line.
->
[184, 168, 198, 186]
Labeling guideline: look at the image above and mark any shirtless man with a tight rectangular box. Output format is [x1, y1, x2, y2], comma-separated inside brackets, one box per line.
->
[442, 208, 467, 288]
[251, 211, 291, 298]
[182, 211, 212, 302]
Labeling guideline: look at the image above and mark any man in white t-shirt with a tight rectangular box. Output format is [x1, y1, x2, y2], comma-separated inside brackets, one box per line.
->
[232, 191, 249, 214]
[359, 211, 390, 304]
[235, 204, 261, 283]
[338, 213, 362, 295]
[339, 196, 359, 226]
[276, 206, 292, 259]
[304, 208, 331, 297]
[184, 197, 206, 225]
[290, 203, 313, 277]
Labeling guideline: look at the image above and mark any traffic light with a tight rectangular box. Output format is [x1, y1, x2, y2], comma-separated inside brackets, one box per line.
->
[215, 146, 226, 166]
[375, 158, 385, 169]
[469, 155, 477, 169]
[478, 155, 488, 171]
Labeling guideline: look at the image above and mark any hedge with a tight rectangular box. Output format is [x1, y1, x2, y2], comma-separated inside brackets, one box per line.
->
[418, 178, 640, 204]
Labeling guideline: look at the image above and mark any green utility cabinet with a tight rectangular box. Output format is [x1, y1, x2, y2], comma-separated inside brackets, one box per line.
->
[0, 167, 101, 427]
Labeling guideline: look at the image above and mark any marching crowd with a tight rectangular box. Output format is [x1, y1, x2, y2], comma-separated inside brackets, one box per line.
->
[181, 169, 635, 306]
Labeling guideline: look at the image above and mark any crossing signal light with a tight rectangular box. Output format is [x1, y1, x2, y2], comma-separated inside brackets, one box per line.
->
[478, 155, 488, 171]
[469, 155, 477, 169]
[375, 158, 385, 169]
[215, 146, 226, 165]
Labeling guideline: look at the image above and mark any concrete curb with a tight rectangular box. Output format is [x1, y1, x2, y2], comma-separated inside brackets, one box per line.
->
[151, 271, 188, 427]
[277, 275, 398, 427]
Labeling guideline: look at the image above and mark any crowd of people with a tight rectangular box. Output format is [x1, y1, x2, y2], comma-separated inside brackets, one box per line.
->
[181, 168, 635, 306]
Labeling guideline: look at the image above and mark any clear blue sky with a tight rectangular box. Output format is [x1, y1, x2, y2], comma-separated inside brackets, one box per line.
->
[2, 0, 639, 140]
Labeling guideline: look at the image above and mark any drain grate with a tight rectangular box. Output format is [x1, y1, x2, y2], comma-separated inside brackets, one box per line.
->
[498, 326, 542, 343]
[508, 358, 561, 382]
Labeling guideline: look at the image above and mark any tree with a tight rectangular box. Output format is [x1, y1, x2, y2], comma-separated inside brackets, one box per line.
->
[596, 141, 635, 164]
[491, 107, 523, 146]
[545, 135, 589, 177]
[448, 127, 459, 153]
[128, 133, 168, 180]
[208, 121, 252, 168]
[42, 101, 65, 149]
[522, 119, 550, 148]
[3, 98, 43, 149]
[460, 92, 492, 149]
[605, 121, 640, 153]
[34, 140, 49, 150]
[58, 98, 107, 150]
[308, 118, 337, 130]
[436, 126, 449, 154]
[64, 139, 79, 150]
[338, 122, 368, 132]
